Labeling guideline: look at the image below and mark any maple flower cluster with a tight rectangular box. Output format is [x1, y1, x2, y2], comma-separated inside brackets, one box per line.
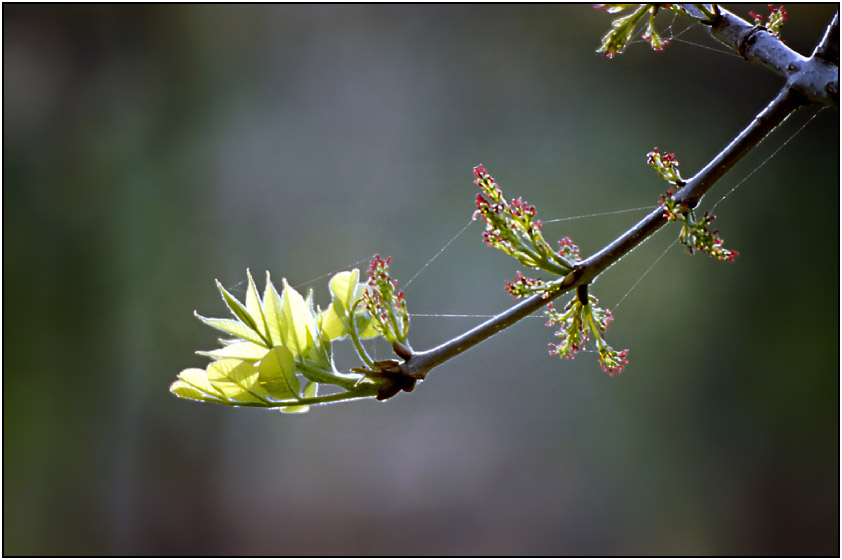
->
[647, 147, 685, 186]
[648, 148, 739, 263]
[472, 165, 626, 375]
[594, 4, 720, 58]
[545, 289, 629, 376]
[750, 4, 787, 39]
[595, 4, 666, 58]
[360, 254, 409, 344]
[661, 195, 740, 262]
[473, 164, 575, 289]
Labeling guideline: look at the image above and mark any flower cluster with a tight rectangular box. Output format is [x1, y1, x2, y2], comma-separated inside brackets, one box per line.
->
[650, 148, 739, 263]
[504, 271, 550, 299]
[473, 164, 575, 288]
[473, 165, 625, 373]
[594, 4, 720, 58]
[677, 209, 740, 262]
[750, 5, 787, 39]
[647, 148, 685, 186]
[360, 255, 410, 344]
[659, 187, 690, 219]
[557, 236, 582, 262]
[594, 4, 672, 58]
[545, 288, 628, 376]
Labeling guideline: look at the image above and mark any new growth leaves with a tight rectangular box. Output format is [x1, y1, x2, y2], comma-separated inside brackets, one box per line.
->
[171, 265, 412, 412]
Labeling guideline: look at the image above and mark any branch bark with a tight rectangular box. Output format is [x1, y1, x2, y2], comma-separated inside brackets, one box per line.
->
[709, 7, 838, 108]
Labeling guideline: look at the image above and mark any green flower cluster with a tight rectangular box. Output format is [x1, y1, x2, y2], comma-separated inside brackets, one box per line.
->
[594, 4, 720, 58]
[750, 5, 787, 39]
[545, 287, 629, 376]
[648, 148, 739, 262]
[473, 165, 627, 375]
[473, 164, 576, 278]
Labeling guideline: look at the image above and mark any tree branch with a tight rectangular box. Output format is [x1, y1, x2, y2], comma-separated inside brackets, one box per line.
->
[709, 7, 838, 108]
[399, 7, 842, 384]
[403, 74, 810, 383]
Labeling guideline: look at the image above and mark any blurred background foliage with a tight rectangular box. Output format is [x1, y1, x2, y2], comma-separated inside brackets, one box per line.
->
[3, 4, 838, 555]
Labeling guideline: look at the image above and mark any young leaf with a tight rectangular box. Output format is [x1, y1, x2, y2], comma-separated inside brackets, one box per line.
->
[280, 278, 315, 358]
[206, 359, 271, 404]
[330, 269, 359, 310]
[245, 269, 270, 342]
[262, 272, 284, 347]
[320, 269, 379, 340]
[170, 367, 228, 404]
[195, 314, 268, 347]
[197, 341, 269, 361]
[319, 302, 348, 341]
[215, 280, 268, 345]
[258, 346, 301, 400]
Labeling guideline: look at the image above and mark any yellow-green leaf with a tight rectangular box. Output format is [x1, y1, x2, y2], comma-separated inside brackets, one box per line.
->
[216, 280, 266, 343]
[195, 314, 268, 347]
[280, 278, 315, 358]
[170, 368, 227, 403]
[323, 270, 379, 339]
[206, 359, 270, 404]
[263, 272, 284, 348]
[197, 341, 268, 361]
[329, 269, 360, 310]
[258, 346, 300, 400]
[245, 269, 269, 342]
[170, 380, 216, 402]
[319, 303, 347, 340]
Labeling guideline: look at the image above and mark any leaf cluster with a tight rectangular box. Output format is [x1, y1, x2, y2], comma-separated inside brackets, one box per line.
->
[171, 268, 406, 412]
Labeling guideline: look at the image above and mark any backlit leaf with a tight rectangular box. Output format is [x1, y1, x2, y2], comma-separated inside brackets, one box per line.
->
[319, 303, 347, 340]
[206, 359, 270, 404]
[258, 346, 300, 400]
[197, 341, 268, 361]
[329, 269, 359, 311]
[245, 269, 270, 342]
[321, 270, 378, 339]
[263, 272, 284, 348]
[216, 280, 265, 343]
[280, 278, 315, 358]
[170, 368, 227, 404]
[195, 314, 268, 347]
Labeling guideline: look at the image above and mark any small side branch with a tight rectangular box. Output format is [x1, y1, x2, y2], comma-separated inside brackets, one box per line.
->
[813, 11, 839, 66]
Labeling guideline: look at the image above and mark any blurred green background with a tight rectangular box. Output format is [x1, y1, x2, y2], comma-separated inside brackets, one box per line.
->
[4, 4, 838, 555]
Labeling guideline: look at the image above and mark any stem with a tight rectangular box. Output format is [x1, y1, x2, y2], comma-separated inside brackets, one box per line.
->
[348, 310, 375, 368]
[231, 386, 380, 408]
[297, 362, 362, 391]
[404, 273, 578, 378]
[403, 86, 806, 381]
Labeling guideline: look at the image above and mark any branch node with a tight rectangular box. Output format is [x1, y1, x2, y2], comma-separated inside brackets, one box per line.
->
[738, 25, 765, 60]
